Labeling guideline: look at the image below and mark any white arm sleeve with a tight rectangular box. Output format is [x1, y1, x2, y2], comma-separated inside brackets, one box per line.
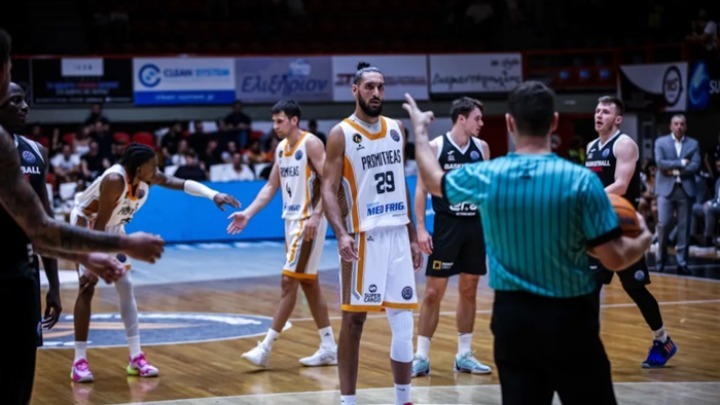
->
[183, 180, 219, 200]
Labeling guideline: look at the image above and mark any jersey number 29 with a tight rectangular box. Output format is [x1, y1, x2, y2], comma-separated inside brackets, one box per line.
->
[374, 171, 396, 194]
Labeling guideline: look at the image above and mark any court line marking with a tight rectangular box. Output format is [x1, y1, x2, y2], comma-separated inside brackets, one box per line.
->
[112, 381, 720, 405]
[289, 298, 720, 323]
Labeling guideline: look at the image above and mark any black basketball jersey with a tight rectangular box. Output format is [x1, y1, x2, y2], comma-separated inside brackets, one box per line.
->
[0, 135, 45, 264]
[585, 131, 641, 204]
[432, 133, 485, 217]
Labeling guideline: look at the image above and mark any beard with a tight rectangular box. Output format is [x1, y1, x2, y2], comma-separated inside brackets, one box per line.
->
[358, 95, 383, 117]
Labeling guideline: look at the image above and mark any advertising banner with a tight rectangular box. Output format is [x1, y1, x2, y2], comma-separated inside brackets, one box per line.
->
[32, 58, 133, 104]
[133, 57, 236, 106]
[429, 53, 523, 94]
[687, 60, 720, 111]
[235, 56, 333, 103]
[619, 62, 688, 112]
[331, 55, 429, 101]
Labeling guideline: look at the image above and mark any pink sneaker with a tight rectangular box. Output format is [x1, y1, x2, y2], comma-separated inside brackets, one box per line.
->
[70, 359, 95, 383]
[126, 353, 159, 377]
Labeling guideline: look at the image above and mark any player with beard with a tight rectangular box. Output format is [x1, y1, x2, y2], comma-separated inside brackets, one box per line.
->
[586, 95, 676, 368]
[322, 62, 423, 405]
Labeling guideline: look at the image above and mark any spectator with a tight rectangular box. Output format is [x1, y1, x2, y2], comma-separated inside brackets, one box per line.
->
[224, 100, 252, 149]
[692, 159, 720, 248]
[173, 150, 208, 181]
[84, 103, 110, 128]
[638, 159, 659, 233]
[308, 119, 326, 144]
[80, 140, 110, 182]
[245, 139, 269, 164]
[686, 9, 718, 60]
[50, 143, 81, 185]
[160, 120, 185, 167]
[216, 152, 256, 182]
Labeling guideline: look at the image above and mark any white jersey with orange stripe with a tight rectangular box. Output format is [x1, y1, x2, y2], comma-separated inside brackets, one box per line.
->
[276, 131, 321, 220]
[339, 115, 409, 233]
[72, 164, 150, 233]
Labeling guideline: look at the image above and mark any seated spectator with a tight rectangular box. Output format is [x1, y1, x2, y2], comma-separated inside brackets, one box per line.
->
[173, 150, 208, 181]
[686, 9, 718, 60]
[80, 140, 111, 182]
[692, 170, 720, 248]
[171, 139, 191, 167]
[215, 152, 255, 182]
[638, 158, 658, 233]
[308, 119, 326, 144]
[51, 143, 81, 185]
[245, 139, 269, 164]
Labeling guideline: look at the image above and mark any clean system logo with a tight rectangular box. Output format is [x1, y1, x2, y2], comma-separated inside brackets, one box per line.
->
[40, 312, 275, 348]
[138, 64, 162, 88]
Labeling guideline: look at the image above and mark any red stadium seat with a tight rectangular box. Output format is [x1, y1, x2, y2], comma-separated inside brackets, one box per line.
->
[132, 131, 156, 149]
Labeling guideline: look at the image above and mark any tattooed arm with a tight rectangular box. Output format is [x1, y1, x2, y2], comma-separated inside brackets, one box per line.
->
[0, 128, 163, 261]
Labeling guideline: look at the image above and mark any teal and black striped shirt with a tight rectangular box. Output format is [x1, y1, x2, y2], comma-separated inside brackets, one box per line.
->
[443, 153, 621, 298]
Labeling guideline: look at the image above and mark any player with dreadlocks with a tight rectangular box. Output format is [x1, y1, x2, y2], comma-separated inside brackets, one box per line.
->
[68, 143, 240, 383]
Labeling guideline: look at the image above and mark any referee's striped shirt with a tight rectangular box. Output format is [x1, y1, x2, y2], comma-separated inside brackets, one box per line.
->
[442, 152, 621, 298]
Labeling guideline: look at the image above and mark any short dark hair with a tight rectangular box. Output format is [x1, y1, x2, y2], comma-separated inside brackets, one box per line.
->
[354, 61, 382, 84]
[597, 95, 624, 116]
[507, 81, 556, 138]
[450, 97, 484, 124]
[271, 99, 302, 121]
[0, 28, 10, 66]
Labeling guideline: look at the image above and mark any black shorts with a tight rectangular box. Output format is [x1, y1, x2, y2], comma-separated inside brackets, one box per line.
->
[0, 260, 41, 404]
[589, 256, 650, 290]
[425, 214, 486, 277]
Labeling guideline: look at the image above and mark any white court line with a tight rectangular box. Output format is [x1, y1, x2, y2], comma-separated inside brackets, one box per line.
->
[289, 297, 720, 323]
[112, 381, 720, 405]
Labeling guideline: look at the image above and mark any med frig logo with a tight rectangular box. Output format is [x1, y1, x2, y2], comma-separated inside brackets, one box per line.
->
[41, 312, 274, 348]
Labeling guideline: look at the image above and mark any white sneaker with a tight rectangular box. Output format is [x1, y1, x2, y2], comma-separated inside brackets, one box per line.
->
[299, 345, 337, 367]
[241, 341, 270, 367]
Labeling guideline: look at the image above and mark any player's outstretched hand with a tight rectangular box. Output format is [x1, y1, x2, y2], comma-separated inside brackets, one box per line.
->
[227, 211, 250, 235]
[402, 93, 435, 130]
[214, 193, 241, 211]
[80, 252, 126, 284]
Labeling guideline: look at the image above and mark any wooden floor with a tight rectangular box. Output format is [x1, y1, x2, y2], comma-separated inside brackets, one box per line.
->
[31, 265, 720, 404]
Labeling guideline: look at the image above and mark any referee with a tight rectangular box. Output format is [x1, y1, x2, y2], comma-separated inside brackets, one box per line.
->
[403, 81, 652, 405]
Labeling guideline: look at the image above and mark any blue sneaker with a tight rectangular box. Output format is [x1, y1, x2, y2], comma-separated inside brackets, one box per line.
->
[454, 351, 492, 374]
[642, 337, 677, 368]
[411, 355, 430, 377]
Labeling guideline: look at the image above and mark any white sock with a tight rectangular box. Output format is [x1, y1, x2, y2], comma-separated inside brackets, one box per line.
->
[458, 333, 473, 356]
[74, 341, 88, 362]
[127, 335, 142, 359]
[262, 328, 281, 350]
[340, 395, 356, 405]
[319, 326, 335, 348]
[653, 326, 668, 343]
[416, 335, 431, 359]
[395, 383, 411, 405]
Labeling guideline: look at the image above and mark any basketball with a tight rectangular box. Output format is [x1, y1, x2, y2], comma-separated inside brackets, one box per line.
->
[608, 193, 642, 237]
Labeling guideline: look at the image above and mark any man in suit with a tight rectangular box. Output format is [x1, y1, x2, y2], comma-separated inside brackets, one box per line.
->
[654, 114, 701, 275]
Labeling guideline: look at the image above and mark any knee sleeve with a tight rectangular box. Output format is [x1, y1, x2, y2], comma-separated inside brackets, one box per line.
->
[386, 308, 414, 362]
[114, 273, 139, 337]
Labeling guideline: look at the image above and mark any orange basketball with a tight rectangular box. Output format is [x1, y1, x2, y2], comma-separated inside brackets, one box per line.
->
[608, 193, 642, 237]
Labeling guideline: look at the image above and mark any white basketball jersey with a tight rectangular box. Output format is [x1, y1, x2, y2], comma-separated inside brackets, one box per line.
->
[339, 115, 409, 233]
[73, 164, 150, 233]
[276, 132, 320, 220]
